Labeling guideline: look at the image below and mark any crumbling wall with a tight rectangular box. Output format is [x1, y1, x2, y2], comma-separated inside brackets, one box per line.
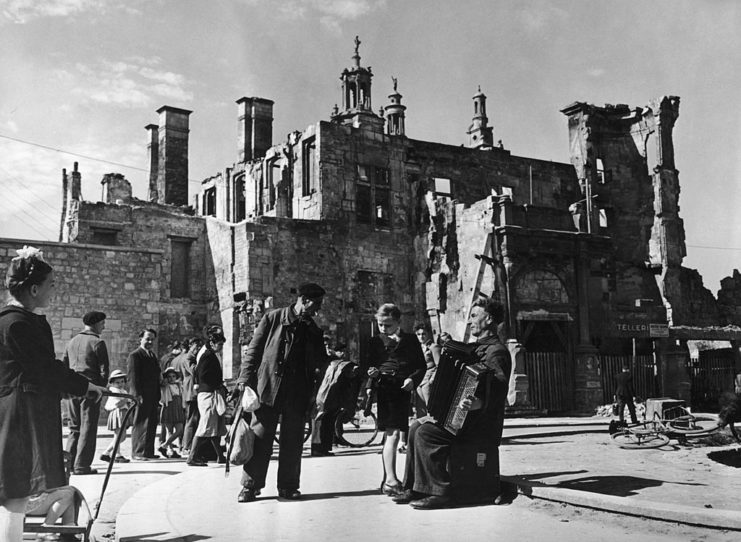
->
[407, 140, 579, 210]
[718, 269, 741, 326]
[561, 98, 718, 328]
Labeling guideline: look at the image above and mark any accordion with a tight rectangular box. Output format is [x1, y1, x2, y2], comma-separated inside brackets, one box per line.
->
[427, 339, 490, 435]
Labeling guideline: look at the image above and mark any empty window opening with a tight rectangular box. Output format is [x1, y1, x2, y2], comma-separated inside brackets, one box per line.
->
[170, 239, 191, 298]
[302, 137, 316, 196]
[357, 165, 391, 228]
[203, 187, 216, 216]
[91, 229, 117, 246]
[432, 177, 451, 195]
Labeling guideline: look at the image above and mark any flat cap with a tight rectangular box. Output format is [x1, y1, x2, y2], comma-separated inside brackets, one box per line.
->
[83, 311, 106, 326]
[298, 282, 326, 299]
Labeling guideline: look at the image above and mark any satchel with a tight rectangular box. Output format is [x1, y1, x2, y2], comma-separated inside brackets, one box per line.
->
[229, 416, 255, 466]
[241, 386, 260, 412]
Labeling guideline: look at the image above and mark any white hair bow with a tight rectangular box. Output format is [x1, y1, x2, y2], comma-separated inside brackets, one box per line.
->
[15, 245, 44, 260]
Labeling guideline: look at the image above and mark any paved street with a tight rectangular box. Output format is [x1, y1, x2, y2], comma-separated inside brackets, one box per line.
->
[45, 417, 741, 542]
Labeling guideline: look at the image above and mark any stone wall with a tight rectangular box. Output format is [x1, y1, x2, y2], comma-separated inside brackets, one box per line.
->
[0, 237, 163, 374]
[73, 199, 219, 351]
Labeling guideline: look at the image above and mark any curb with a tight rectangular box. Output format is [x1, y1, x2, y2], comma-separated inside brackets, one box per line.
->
[504, 477, 741, 531]
[115, 468, 194, 542]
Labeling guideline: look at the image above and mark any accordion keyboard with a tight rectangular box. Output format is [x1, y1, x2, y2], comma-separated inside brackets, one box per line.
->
[444, 367, 481, 435]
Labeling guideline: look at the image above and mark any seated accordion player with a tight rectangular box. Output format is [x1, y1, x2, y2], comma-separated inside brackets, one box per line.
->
[426, 339, 493, 435]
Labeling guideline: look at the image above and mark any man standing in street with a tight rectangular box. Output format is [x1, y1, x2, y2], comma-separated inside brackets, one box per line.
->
[64, 310, 110, 475]
[172, 337, 203, 454]
[235, 283, 328, 503]
[127, 328, 161, 460]
[394, 297, 512, 509]
[615, 365, 638, 424]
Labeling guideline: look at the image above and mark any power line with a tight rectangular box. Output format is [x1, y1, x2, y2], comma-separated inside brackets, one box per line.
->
[0, 195, 55, 240]
[687, 244, 741, 252]
[0, 132, 204, 184]
[0, 191, 59, 233]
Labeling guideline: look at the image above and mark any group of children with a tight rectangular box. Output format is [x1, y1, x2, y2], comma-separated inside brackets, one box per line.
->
[99, 366, 187, 462]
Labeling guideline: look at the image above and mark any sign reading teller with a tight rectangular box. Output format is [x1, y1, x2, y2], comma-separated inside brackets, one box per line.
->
[613, 322, 669, 338]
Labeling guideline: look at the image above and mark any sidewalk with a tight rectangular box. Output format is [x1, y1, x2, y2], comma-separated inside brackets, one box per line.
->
[60, 417, 741, 540]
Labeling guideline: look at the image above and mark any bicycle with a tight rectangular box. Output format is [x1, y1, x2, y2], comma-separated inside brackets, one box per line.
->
[334, 406, 380, 447]
[610, 406, 720, 449]
[273, 415, 312, 444]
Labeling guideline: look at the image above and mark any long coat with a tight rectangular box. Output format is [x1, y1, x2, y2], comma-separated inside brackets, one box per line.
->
[172, 351, 197, 403]
[461, 336, 512, 446]
[127, 347, 161, 403]
[237, 305, 327, 410]
[0, 305, 88, 499]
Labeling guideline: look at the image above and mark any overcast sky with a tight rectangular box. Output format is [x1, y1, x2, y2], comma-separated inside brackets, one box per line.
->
[1, 0, 739, 293]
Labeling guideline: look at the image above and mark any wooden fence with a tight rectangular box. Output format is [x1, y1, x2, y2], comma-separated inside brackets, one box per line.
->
[600, 355, 657, 404]
[690, 349, 736, 411]
[524, 351, 574, 413]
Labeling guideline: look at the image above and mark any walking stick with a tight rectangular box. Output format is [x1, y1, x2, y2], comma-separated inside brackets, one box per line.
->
[224, 391, 245, 478]
[93, 392, 139, 521]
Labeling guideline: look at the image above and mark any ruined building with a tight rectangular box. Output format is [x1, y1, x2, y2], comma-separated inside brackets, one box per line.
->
[2, 39, 739, 413]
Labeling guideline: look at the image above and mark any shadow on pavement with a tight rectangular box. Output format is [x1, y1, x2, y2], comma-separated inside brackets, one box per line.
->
[282, 488, 387, 501]
[119, 534, 210, 542]
[106, 470, 183, 476]
[501, 439, 571, 446]
[554, 475, 704, 497]
[707, 448, 741, 468]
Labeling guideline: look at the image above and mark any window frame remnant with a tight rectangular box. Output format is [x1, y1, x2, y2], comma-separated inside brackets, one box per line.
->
[356, 164, 391, 228]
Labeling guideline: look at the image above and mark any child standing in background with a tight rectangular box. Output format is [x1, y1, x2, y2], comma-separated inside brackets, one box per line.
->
[100, 370, 133, 463]
[159, 367, 186, 459]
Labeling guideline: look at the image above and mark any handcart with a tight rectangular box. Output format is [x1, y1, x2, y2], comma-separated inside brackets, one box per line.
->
[24, 391, 138, 542]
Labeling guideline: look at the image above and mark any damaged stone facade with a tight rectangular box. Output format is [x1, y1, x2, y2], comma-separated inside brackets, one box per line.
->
[8, 39, 739, 411]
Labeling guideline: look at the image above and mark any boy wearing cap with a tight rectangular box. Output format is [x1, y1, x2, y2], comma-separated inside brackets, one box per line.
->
[235, 283, 329, 502]
[63, 310, 110, 475]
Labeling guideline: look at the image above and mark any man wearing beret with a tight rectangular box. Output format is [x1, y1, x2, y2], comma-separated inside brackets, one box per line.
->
[63, 310, 110, 475]
[235, 283, 329, 502]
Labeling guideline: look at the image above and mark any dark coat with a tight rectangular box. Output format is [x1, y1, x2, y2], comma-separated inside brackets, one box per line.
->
[194, 348, 224, 393]
[127, 347, 161, 402]
[615, 371, 635, 399]
[365, 331, 427, 388]
[460, 335, 512, 446]
[172, 351, 197, 402]
[0, 305, 89, 499]
[236, 305, 327, 409]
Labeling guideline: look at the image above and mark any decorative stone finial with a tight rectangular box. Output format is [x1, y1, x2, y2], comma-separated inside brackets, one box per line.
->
[392, 76, 398, 92]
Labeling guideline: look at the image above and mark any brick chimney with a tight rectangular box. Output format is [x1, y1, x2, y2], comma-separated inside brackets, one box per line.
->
[101, 173, 132, 204]
[237, 97, 274, 163]
[156, 106, 192, 206]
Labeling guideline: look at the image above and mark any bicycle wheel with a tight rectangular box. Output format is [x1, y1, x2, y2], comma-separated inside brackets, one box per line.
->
[610, 429, 670, 449]
[335, 411, 379, 447]
[273, 417, 313, 444]
[667, 415, 719, 436]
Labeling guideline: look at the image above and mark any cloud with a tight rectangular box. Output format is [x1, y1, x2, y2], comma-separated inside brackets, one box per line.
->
[3, 120, 19, 133]
[272, 0, 386, 29]
[56, 58, 193, 108]
[1, 0, 118, 24]
[517, 2, 568, 33]
[589, 68, 606, 78]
